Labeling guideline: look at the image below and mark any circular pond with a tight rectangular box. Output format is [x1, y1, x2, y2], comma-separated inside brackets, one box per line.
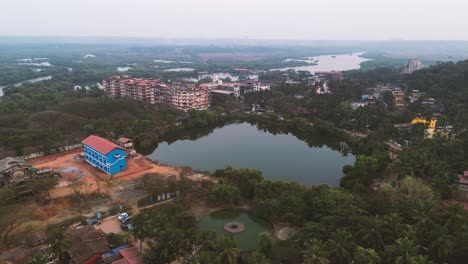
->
[198, 209, 273, 251]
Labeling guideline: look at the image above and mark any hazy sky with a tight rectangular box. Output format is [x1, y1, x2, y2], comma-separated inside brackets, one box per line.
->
[1, 0, 467, 40]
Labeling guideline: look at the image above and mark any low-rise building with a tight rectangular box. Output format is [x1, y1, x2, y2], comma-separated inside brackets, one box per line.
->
[82, 135, 127, 175]
[457, 171, 468, 193]
[351, 101, 368, 110]
[0, 157, 32, 186]
[253, 84, 271, 92]
[118, 137, 133, 149]
[65, 226, 110, 264]
[315, 71, 344, 80]
[392, 89, 406, 108]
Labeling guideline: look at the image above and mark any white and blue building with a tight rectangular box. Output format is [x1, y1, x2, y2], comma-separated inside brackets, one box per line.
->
[82, 135, 127, 175]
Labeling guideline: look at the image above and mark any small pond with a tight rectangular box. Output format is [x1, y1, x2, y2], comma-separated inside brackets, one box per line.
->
[198, 209, 273, 251]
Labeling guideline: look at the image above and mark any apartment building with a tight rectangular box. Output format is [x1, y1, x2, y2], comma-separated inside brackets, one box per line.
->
[103, 76, 209, 111]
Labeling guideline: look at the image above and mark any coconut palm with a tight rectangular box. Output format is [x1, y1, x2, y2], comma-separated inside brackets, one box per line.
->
[50, 228, 71, 262]
[217, 235, 239, 264]
[357, 216, 393, 250]
[28, 254, 48, 264]
[411, 201, 436, 238]
[429, 226, 456, 259]
[302, 239, 330, 264]
[326, 229, 354, 264]
[384, 237, 422, 264]
[441, 204, 466, 232]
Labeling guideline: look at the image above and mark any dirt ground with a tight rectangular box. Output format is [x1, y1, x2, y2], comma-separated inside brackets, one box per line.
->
[7, 149, 181, 234]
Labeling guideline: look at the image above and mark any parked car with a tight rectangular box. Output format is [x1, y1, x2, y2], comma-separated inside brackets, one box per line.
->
[121, 223, 135, 231]
[117, 213, 129, 222]
[121, 216, 132, 225]
[86, 219, 101, 225]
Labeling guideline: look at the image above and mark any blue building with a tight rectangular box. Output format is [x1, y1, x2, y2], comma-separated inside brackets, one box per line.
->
[82, 135, 127, 175]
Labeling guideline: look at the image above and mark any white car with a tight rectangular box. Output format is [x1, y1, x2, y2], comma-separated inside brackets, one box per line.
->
[117, 213, 129, 222]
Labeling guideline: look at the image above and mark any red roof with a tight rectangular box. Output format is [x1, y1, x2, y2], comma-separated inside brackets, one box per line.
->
[118, 137, 132, 143]
[112, 247, 142, 264]
[82, 135, 124, 155]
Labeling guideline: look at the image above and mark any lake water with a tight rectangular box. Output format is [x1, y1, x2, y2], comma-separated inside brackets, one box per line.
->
[184, 72, 259, 82]
[117, 67, 132, 72]
[163, 68, 195, 72]
[198, 209, 273, 251]
[0, 75, 53, 96]
[271, 52, 372, 73]
[149, 123, 355, 186]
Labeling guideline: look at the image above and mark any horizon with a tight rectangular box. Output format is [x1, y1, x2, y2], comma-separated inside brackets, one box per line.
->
[2, 0, 468, 41]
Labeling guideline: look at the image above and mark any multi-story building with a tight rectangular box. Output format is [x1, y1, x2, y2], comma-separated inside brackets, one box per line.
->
[82, 135, 127, 175]
[166, 85, 210, 111]
[103, 76, 209, 111]
[402, 59, 423, 74]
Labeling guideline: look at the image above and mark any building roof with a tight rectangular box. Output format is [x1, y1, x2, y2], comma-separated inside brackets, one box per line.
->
[118, 137, 133, 144]
[112, 247, 142, 264]
[0, 157, 31, 174]
[82, 135, 124, 155]
[66, 226, 110, 264]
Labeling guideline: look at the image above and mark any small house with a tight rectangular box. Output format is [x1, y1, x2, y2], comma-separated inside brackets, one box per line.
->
[65, 226, 110, 264]
[0, 157, 32, 186]
[118, 137, 133, 149]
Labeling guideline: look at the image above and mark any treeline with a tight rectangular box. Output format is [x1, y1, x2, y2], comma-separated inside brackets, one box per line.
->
[213, 168, 468, 263]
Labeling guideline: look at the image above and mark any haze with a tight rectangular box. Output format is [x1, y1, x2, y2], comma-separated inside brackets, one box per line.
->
[1, 0, 468, 40]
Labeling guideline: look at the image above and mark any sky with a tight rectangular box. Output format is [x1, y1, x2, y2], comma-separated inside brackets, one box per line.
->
[1, 0, 468, 40]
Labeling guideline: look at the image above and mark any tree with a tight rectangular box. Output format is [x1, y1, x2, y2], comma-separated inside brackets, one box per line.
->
[302, 239, 330, 264]
[50, 228, 71, 262]
[178, 177, 193, 197]
[351, 246, 381, 264]
[258, 232, 275, 258]
[326, 229, 354, 264]
[429, 226, 456, 260]
[0, 186, 18, 205]
[247, 251, 270, 264]
[357, 216, 393, 250]
[29, 176, 58, 200]
[140, 174, 168, 196]
[384, 237, 422, 264]
[208, 184, 240, 205]
[106, 232, 131, 248]
[28, 254, 49, 264]
[217, 235, 240, 264]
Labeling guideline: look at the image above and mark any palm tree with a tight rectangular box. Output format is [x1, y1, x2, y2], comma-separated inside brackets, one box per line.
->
[357, 216, 393, 250]
[217, 235, 239, 264]
[429, 226, 456, 260]
[441, 204, 466, 232]
[28, 254, 48, 264]
[407, 255, 435, 264]
[411, 201, 436, 239]
[302, 239, 330, 264]
[50, 228, 71, 262]
[385, 237, 422, 264]
[326, 229, 354, 264]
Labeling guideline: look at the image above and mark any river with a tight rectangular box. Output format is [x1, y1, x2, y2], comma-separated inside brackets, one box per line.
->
[271, 52, 372, 73]
[148, 123, 355, 186]
[0, 75, 53, 96]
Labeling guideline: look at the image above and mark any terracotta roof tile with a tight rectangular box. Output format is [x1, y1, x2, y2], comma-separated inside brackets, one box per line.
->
[82, 135, 124, 155]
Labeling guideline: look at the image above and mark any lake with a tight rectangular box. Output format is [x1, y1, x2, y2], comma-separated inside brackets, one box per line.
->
[184, 72, 259, 82]
[0, 75, 53, 96]
[163, 68, 195, 72]
[271, 52, 372, 73]
[148, 123, 355, 186]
